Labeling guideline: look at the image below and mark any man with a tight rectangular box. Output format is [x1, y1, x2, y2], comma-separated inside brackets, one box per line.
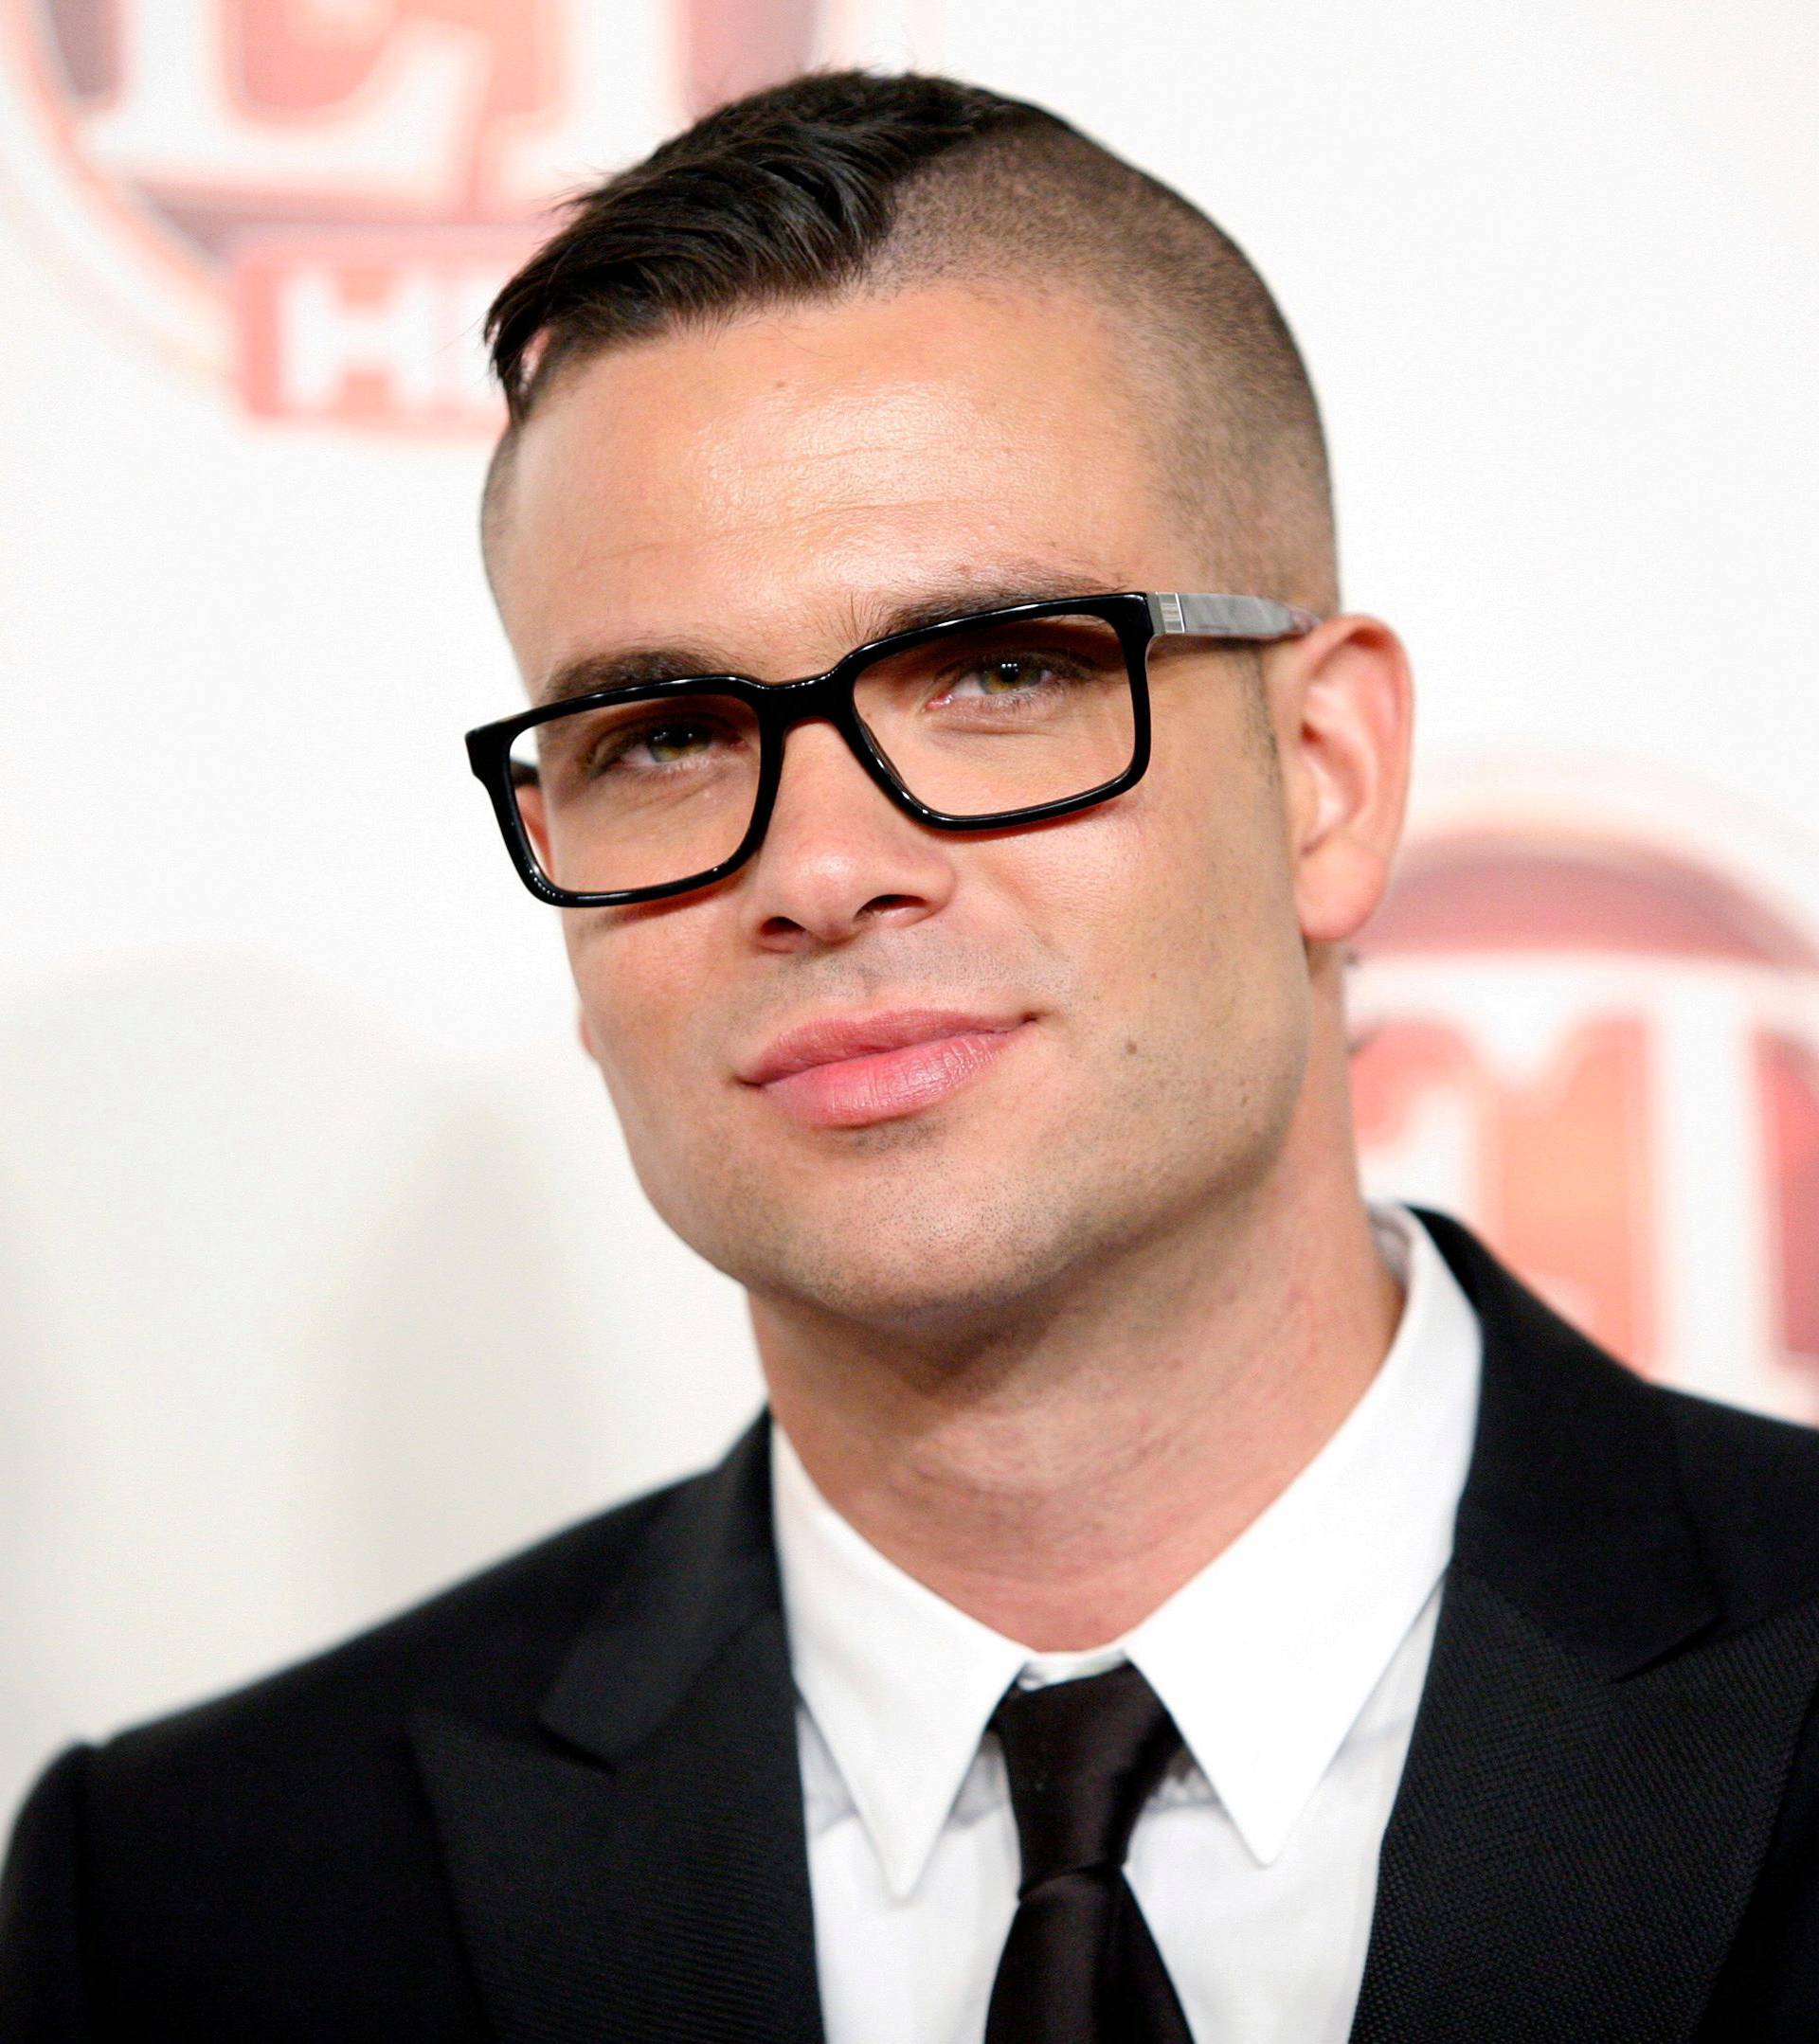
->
[5, 66, 1819, 2044]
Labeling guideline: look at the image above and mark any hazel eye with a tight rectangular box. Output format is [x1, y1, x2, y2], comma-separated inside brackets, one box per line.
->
[601, 721, 716, 768]
[577, 709, 750, 779]
[957, 657, 1060, 696]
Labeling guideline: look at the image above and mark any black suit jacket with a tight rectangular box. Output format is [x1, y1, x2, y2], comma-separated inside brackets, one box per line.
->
[7, 1207, 1819, 2040]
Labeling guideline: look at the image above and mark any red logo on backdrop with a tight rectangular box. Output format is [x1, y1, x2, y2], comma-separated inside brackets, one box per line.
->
[0, 2, 935, 429]
[1350, 790, 1819, 1423]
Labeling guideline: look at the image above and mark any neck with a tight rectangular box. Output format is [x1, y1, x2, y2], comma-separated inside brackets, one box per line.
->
[753, 1048, 1403, 1653]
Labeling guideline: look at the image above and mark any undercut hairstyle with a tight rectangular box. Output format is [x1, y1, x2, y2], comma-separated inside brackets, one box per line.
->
[481, 70, 1337, 614]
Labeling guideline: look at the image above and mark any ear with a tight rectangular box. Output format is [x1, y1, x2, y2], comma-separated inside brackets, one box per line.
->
[1270, 614, 1414, 945]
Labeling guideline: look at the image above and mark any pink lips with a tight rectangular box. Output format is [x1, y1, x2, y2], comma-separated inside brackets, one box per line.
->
[739, 1009, 1030, 1128]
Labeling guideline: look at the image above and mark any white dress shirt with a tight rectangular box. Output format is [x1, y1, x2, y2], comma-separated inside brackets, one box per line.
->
[770, 1201, 1484, 2044]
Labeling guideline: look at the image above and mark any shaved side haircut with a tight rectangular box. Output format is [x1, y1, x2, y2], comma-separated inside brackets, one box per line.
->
[481, 69, 1337, 615]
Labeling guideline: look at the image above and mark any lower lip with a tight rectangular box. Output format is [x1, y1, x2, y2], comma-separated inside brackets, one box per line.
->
[757, 1023, 1028, 1128]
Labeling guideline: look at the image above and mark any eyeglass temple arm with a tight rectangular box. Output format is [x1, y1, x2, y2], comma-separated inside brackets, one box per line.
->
[1147, 592, 1323, 639]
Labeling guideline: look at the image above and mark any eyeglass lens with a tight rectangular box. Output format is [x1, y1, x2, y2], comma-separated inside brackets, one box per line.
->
[506, 611, 1137, 898]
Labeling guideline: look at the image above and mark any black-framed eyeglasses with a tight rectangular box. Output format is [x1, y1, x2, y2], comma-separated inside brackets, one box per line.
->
[464, 590, 1321, 907]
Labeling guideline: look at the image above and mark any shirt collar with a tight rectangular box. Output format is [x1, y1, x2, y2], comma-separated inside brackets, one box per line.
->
[770, 1201, 1483, 1895]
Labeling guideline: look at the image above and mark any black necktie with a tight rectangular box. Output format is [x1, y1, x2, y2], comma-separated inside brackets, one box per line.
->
[984, 1660, 1196, 2044]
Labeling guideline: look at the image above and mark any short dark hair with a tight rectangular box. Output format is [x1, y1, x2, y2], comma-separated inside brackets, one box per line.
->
[481, 70, 1336, 610]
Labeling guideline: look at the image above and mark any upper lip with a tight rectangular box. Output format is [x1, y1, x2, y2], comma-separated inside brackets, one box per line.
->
[738, 1008, 1027, 1085]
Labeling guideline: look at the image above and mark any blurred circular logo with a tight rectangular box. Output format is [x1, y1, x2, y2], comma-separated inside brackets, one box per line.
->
[1352, 773, 1819, 1421]
[0, 1, 934, 428]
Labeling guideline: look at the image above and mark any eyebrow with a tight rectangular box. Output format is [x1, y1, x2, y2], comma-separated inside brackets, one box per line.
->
[531, 565, 1133, 708]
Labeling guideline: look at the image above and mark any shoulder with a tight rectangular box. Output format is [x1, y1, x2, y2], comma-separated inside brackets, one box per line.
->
[80, 1456, 709, 1804]
[1, 1449, 759, 2023]
[1654, 1377, 1819, 1626]
[1415, 1202, 1819, 1629]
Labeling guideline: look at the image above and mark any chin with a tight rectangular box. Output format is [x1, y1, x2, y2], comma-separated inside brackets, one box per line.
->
[734, 1197, 1089, 1337]
[829, 1257, 1031, 1327]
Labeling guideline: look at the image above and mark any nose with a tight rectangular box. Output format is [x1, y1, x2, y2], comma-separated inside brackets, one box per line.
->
[734, 715, 957, 950]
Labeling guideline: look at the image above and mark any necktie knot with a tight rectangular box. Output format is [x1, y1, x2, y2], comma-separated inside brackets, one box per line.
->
[989, 1660, 1184, 1894]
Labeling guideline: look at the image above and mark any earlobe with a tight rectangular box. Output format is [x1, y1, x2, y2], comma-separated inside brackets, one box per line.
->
[1281, 615, 1414, 947]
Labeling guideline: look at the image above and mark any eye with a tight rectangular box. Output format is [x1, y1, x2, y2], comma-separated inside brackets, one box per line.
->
[943, 654, 1078, 704]
[584, 712, 737, 775]
[609, 722, 711, 764]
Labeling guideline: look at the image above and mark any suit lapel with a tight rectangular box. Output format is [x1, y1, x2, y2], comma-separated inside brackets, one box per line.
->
[410, 1417, 825, 2044]
[1349, 1209, 1819, 2043]
[405, 1210, 1819, 2043]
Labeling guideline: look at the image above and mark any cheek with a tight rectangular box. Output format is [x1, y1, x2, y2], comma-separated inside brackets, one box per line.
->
[1005, 727, 1291, 964]
[1153, 690, 1297, 914]
[1068, 745, 1303, 1056]
[563, 913, 706, 1108]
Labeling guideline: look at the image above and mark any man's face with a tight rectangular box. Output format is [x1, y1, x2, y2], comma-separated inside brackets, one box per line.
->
[486, 280, 1316, 1336]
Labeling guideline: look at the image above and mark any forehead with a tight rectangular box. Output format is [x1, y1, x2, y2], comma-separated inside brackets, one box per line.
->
[486, 279, 1181, 678]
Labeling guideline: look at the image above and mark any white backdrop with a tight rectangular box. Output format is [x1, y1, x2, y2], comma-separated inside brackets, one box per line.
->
[4, 0, 1817, 1829]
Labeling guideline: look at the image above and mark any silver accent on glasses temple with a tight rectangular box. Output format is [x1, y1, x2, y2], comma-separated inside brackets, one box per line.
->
[1146, 592, 1321, 638]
